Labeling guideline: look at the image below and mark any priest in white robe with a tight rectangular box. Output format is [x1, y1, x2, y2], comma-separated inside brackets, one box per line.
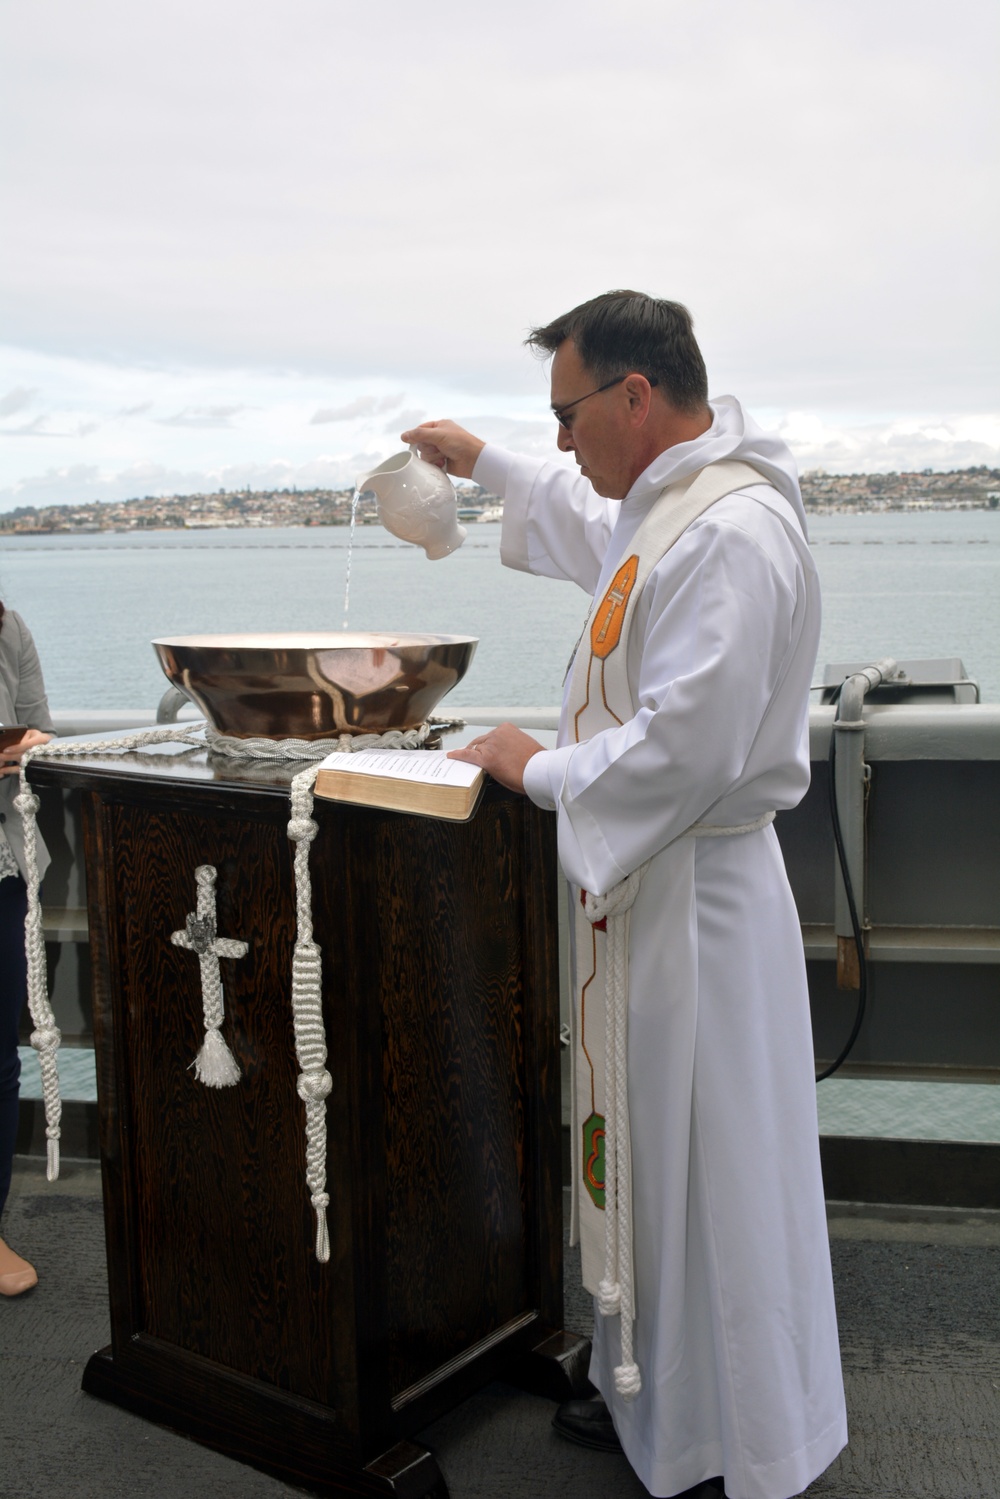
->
[403, 290, 847, 1499]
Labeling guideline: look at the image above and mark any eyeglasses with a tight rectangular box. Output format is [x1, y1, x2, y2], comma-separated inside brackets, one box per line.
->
[551, 374, 659, 430]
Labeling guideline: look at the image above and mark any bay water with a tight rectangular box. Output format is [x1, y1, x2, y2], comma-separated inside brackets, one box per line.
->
[1, 509, 997, 712]
[10, 508, 1000, 1137]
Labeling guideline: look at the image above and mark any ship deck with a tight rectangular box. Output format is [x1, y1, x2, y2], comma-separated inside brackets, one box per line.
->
[2, 1158, 998, 1499]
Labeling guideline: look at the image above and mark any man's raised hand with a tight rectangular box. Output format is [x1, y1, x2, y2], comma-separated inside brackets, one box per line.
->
[400, 420, 485, 480]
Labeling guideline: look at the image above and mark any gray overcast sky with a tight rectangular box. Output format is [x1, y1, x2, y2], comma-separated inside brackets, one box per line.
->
[1, 0, 997, 507]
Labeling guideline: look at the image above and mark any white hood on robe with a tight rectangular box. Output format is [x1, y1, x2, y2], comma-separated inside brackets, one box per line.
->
[624, 394, 808, 537]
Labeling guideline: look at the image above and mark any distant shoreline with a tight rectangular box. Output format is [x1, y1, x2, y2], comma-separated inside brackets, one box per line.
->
[3, 507, 998, 539]
[2, 470, 998, 535]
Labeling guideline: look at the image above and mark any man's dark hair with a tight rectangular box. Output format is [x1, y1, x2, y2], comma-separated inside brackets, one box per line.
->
[525, 290, 708, 414]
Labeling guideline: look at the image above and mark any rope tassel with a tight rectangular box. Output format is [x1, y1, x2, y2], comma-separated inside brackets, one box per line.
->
[15, 718, 458, 1261]
[583, 861, 648, 1402]
[193, 1026, 241, 1088]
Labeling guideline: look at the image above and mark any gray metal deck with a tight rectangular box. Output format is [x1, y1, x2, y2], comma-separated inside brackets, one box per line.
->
[2, 1159, 998, 1499]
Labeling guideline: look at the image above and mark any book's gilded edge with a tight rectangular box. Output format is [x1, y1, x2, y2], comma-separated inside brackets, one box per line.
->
[313, 768, 487, 823]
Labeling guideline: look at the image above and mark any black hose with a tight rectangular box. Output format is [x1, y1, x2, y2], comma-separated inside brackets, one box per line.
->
[816, 689, 868, 1082]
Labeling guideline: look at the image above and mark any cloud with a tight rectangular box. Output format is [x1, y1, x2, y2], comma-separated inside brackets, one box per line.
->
[311, 393, 405, 424]
[0, 414, 58, 438]
[0, 387, 37, 419]
[119, 401, 152, 417]
[779, 412, 1000, 475]
[1, 455, 359, 511]
[385, 408, 424, 434]
[2, 1, 997, 420]
[156, 405, 245, 428]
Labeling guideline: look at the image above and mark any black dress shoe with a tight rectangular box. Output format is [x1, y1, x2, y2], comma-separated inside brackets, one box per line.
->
[551, 1395, 623, 1452]
[666, 1482, 726, 1499]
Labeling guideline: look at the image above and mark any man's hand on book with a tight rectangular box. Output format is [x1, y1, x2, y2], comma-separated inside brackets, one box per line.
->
[449, 724, 543, 795]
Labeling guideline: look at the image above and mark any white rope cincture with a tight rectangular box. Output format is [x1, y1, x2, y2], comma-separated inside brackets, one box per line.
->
[171, 865, 248, 1087]
[204, 720, 460, 762]
[578, 812, 776, 1403]
[15, 725, 208, 1181]
[582, 862, 648, 1402]
[286, 763, 331, 1262]
[684, 810, 776, 837]
[279, 719, 441, 1263]
[16, 717, 455, 1260]
[13, 766, 60, 1182]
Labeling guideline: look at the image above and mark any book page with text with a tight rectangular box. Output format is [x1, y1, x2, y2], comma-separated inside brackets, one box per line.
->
[317, 749, 481, 787]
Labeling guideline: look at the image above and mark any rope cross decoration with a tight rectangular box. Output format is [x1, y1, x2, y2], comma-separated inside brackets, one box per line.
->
[15, 715, 462, 1259]
[171, 864, 249, 1088]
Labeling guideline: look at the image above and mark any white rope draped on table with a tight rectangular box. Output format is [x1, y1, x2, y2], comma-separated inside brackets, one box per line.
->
[16, 718, 456, 1259]
[16, 725, 208, 1180]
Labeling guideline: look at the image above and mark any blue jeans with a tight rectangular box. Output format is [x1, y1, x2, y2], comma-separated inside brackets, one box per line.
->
[0, 874, 28, 1222]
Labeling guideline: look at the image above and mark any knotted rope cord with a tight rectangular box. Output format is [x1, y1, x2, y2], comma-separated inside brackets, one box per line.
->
[16, 724, 208, 1180]
[286, 762, 331, 1260]
[205, 723, 456, 761]
[278, 720, 444, 1262]
[16, 717, 461, 1262]
[12, 773, 60, 1181]
[579, 811, 777, 1402]
[582, 863, 647, 1401]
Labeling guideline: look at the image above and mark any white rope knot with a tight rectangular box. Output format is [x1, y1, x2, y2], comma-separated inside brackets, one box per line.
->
[583, 864, 644, 925]
[287, 815, 319, 843]
[297, 1069, 333, 1102]
[597, 1277, 622, 1317]
[13, 790, 40, 818]
[293, 940, 322, 967]
[615, 1360, 642, 1400]
[310, 1190, 330, 1211]
[30, 1025, 61, 1052]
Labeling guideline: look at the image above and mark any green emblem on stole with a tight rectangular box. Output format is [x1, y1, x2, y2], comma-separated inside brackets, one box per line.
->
[582, 1112, 606, 1209]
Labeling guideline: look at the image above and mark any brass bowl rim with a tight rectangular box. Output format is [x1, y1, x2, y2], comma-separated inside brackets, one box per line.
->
[152, 631, 478, 650]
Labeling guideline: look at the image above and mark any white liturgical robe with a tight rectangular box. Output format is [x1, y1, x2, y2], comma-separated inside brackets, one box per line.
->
[474, 396, 848, 1499]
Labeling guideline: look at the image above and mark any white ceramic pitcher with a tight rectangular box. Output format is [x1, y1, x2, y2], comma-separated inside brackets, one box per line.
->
[357, 447, 467, 560]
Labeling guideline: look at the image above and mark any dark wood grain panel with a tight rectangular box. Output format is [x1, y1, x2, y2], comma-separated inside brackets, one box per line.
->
[108, 799, 355, 1410]
[513, 799, 564, 1332]
[39, 751, 575, 1494]
[372, 799, 532, 1395]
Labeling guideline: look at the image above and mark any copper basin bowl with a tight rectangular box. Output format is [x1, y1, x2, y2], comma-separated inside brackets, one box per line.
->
[152, 632, 478, 739]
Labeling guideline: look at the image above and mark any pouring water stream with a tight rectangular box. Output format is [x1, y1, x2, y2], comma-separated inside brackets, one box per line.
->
[342, 488, 362, 630]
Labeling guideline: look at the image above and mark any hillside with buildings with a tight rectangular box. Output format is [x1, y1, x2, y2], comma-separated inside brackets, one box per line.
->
[1, 469, 998, 534]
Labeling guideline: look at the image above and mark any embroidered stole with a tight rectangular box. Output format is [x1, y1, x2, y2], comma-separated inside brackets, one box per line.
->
[566, 461, 766, 1310]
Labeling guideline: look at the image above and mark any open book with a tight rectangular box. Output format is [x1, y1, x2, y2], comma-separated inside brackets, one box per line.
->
[313, 748, 485, 822]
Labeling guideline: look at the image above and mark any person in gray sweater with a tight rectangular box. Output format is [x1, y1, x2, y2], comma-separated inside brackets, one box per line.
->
[0, 603, 54, 1295]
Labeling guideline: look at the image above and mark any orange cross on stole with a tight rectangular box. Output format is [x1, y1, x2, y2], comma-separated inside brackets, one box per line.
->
[590, 555, 639, 659]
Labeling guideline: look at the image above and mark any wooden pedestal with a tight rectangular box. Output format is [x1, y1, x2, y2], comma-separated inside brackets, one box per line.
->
[34, 746, 589, 1496]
